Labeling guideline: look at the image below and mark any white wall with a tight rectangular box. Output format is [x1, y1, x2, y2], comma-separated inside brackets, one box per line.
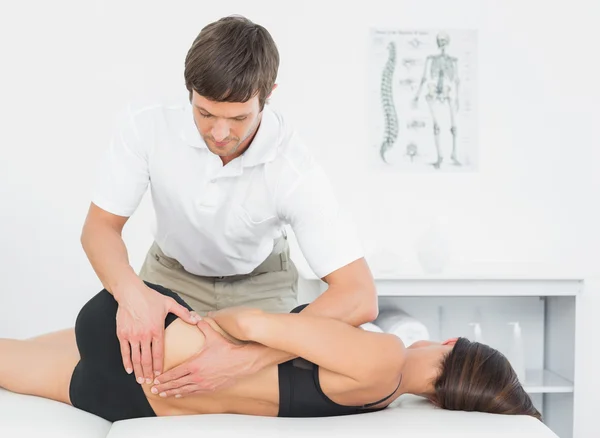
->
[0, 0, 598, 434]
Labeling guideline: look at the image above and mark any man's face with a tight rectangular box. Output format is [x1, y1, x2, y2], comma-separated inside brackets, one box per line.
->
[191, 90, 262, 160]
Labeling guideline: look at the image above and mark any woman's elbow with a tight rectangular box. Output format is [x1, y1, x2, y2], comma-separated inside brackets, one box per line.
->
[356, 284, 379, 323]
[361, 304, 379, 324]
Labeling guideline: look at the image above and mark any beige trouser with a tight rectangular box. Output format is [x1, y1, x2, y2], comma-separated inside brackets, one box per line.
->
[138, 236, 299, 315]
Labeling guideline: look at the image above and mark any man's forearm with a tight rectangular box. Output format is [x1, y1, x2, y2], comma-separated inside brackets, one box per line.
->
[81, 221, 141, 299]
[298, 284, 378, 326]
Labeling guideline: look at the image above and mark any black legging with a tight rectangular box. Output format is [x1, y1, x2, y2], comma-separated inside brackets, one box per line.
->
[69, 282, 192, 421]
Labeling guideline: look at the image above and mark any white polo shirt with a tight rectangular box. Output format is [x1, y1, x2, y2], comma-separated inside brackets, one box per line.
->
[92, 100, 364, 278]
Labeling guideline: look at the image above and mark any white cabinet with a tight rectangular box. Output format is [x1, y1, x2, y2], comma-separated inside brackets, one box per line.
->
[299, 276, 581, 438]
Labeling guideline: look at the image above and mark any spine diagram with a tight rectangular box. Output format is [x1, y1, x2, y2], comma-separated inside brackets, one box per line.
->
[379, 41, 398, 163]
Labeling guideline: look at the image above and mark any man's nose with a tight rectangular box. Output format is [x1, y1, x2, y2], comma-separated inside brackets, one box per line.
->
[211, 120, 230, 141]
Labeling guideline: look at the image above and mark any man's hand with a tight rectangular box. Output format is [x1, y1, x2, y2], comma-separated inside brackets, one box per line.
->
[115, 282, 199, 385]
[150, 319, 258, 398]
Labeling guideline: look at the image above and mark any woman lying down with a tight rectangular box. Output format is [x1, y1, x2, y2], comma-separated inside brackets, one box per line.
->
[0, 282, 541, 422]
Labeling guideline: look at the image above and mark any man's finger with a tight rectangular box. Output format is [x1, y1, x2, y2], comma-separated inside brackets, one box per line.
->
[196, 319, 214, 336]
[151, 335, 164, 377]
[153, 362, 191, 387]
[152, 373, 194, 395]
[130, 341, 144, 384]
[119, 339, 133, 375]
[196, 320, 221, 342]
[140, 340, 154, 383]
[156, 383, 199, 399]
[154, 362, 190, 385]
[169, 300, 198, 325]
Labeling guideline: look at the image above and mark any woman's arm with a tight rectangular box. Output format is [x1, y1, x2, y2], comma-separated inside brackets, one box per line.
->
[208, 308, 404, 382]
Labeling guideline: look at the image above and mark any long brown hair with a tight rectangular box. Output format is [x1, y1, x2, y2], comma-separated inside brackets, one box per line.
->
[184, 15, 279, 110]
[434, 337, 542, 420]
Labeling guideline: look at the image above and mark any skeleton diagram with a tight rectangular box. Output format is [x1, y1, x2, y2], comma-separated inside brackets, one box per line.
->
[412, 32, 460, 169]
[379, 42, 399, 163]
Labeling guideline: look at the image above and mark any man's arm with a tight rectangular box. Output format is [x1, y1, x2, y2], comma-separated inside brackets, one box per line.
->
[301, 257, 378, 325]
[80, 202, 141, 296]
[82, 205, 197, 382]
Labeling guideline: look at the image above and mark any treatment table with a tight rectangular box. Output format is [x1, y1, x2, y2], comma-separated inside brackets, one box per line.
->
[0, 388, 558, 437]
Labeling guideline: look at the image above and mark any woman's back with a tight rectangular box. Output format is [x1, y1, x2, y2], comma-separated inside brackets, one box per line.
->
[142, 317, 281, 417]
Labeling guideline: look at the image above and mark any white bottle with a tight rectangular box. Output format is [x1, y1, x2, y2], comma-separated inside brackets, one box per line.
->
[468, 322, 484, 342]
[507, 322, 526, 383]
[376, 309, 430, 347]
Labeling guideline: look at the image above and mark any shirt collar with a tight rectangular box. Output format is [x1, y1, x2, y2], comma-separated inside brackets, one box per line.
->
[180, 104, 284, 168]
[180, 103, 207, 149]
[240, 106, 282, 168]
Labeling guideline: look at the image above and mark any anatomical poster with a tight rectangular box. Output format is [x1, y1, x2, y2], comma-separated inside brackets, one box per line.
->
[368, 28, 478, 172]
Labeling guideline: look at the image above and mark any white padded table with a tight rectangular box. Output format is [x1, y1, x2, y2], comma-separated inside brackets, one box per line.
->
[0, 388, 558, 438]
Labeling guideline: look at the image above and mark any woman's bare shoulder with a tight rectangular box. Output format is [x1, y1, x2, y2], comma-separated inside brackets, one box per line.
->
[162, 319, 206, 371]
[162, 317, 247, 371]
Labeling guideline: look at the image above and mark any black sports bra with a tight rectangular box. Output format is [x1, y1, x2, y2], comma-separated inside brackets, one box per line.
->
[277, 304, 401, 417]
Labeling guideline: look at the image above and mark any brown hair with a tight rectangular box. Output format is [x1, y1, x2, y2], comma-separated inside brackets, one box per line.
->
[184, 15, 279, 110]
[434, 337, 542, 420]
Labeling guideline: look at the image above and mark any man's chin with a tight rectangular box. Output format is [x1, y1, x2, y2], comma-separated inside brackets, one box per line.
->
[208, 145, 239, 157]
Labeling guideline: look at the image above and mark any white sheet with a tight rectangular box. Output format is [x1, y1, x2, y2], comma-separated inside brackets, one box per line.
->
[0, 389, 558, 438]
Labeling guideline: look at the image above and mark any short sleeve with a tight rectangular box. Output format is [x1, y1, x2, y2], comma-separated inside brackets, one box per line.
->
[278, 164, 364, 279]
[91, 105, 150, 217]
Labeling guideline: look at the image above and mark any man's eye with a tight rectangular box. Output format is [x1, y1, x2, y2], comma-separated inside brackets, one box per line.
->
[200, 113, 212, 118]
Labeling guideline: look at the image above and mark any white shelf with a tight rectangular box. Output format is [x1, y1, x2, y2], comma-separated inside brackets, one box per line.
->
[298, 261, 586, 283]
[523, 369, 574, 394]
[314, 278, 582, 297]
[372, 279, 581, 297]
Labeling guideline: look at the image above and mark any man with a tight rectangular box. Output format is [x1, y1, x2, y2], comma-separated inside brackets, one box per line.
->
[81, 15, 377, 399]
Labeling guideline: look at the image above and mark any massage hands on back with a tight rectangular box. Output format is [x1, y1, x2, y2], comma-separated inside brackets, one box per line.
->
[113, 281, 254, 396]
